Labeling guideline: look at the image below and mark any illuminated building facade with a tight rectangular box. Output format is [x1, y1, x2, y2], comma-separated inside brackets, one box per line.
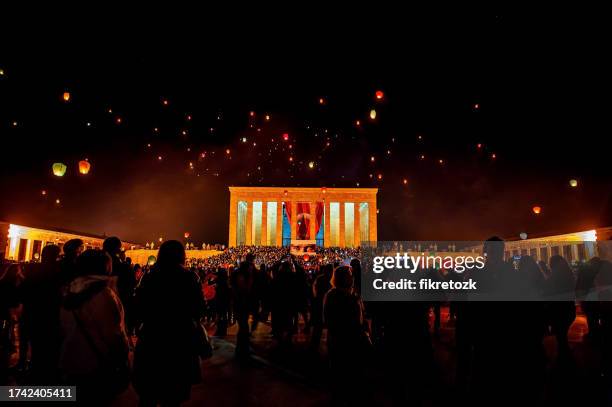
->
[1, 222, 136, 262]
[500, 227, 612, 264]
[228, 187, 378, 247]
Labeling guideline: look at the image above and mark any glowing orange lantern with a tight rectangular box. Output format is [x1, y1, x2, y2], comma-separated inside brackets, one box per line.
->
[283, 133, 289, 141]
[63, 92, 71, 102]
[303, 254, 310, 261]
[78, 160, 91, 175]
[532, 206, 541, 215]
[52, 163, 67, 177]
[184, 232, 190, 239]
[375, 90, 384, 100]
[321, 187, 327, 194]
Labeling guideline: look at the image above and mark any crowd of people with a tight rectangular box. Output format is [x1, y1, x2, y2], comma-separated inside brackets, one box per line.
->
[1, 237, 612, 406]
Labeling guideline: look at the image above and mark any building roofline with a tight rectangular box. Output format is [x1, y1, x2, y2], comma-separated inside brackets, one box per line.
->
[228, 186, 378, 193]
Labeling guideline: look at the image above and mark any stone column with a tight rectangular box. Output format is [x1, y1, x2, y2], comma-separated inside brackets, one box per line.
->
[369, 200, 377, 243]
[339, 201, 345, 247]
[324, 200, 331, 247]
[276, 201, 283, 247]
[261, 200, 268, 246]
[228, 193, 237, 247]
[290, 201, 297, 242]
[25, 239, 33, 261]
[246, 200, 253, 245]
[354, 203, 360, 247]
[309, 201, 317, 241]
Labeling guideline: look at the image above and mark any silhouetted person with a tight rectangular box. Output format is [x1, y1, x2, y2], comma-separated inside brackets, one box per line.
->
[595, 260, 612, 380]
[324, 266, 368, 406]
[103, 237, 135, 332]
[310, 264, 333, 350]
[214, 268, 231, 336]
[576, 257, 601, 341]
[270, 261, 297, 346]
[133, 240, 206, 407]
[59, 249, 130, 404]
[232, 253, 255, 358]
[1, 263, 22, 385]
[546, 255, 576, 362]
[59, 238, 84, 284]
[19, 244, 62, 384]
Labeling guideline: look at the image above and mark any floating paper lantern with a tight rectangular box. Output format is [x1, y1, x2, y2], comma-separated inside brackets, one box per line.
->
[375, 90, 384, 100]
[282, 133, 289, 141]
[532, 206, 541, 215]
[321, 187, 327, 194]
[184, 232, 190, 239]
[308, 161, 315, 169]
[569, 179, 578, 187]
[52, 163, 67, 177]
[63, 92, 71, 102]
[303, 254, 310, 261]
[520, 232, 528, 240]
[369, 109, 377, 120]
[403, 179, 408, 185]
[78, 160, 91, 175]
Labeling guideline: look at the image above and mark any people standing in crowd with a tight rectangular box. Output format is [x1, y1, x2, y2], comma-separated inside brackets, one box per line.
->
[270, 260, 298, 346]
[0, 263, 23, 385]
[214, 267, 231, 336]
[576, 257, 601, 341]
[546, 255, 577, 362]
[231, 253, 255, 359]
[19, 244, 62, 384]
[324, 266, 369, 406]
[58, 249, 130, 404]
[103, 237, 136, 334]
[133, 240, 206, 407]
[59, 239, 84, 284]
[310, 264, 333, 351]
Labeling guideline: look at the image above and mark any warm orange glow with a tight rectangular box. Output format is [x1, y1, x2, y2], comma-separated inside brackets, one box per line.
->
[375, 90, 384, 100]
[532, 206, 541, 214]
[63, 92, 71, 102]
[78, 160, 91, 175]
[569, 179, 578, 187]
[370, 109, 377, 120]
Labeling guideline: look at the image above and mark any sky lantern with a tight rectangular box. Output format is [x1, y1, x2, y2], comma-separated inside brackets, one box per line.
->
[532, 206, 541, 215]
[52, 162, 67, 177]
[62, 92, 71, 102]
[403, 178, 408, 185]
[41, 190, 47, 196]
[321, 187, 327, 194]
[355, 120, 361, 127]
[308, 161, 315, 169]
[520, 232, 528, 240]
[184, 232, 190, 239]
[282, 133, 289, 141]
[369, 109, 377, 120]
[78, 160, 91, 175]
[375, 90, 384, 100]
[55, 198, 61, 205]
[569, 179, 578, 187]
[303, 254, 310, 261]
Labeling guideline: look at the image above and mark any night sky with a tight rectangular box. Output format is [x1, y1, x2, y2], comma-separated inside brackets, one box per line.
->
[1, 15, 610, 245]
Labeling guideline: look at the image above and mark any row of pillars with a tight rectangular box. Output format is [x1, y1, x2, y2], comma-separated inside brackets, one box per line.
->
[228, 198, 377, 247]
